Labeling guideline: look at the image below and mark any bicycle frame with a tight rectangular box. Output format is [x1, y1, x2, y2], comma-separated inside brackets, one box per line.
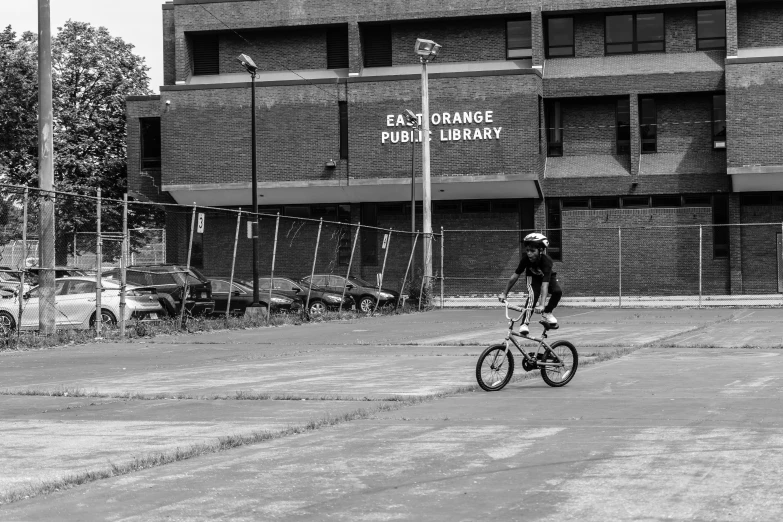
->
[501, 300, 563, 368]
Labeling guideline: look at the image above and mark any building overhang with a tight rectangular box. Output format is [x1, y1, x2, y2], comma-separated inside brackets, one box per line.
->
[162, 174, 541, 207]
[728, 166, 783, 192]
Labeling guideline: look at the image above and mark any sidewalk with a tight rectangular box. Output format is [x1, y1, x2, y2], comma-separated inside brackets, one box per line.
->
[437, 294, 783, 308]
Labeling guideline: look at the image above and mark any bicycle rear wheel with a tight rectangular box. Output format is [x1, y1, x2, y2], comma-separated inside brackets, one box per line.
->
[476, 344, 514, 391]
[540, 340, 578, 387]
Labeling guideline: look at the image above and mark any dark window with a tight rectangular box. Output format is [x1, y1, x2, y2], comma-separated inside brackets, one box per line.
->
[284, 206, 310, 218]
[546, 200, 562, 260]
[538, 96, 543, 154]
[562, 198, 589, 209]
[621, 196, 650, 208]
[312, 205, 337, 219]
[402, 202, 423, 216]
[462, 200, 491, 213]
[606, 13, 664, 55]
[339, 101, 348, 159]
[546, 18, 574, 57]
[651, 195, 682, 207]
[712, 194, 729, 258]
[191, 227, 203, 269]
[191, 34, 219, 75]
[697, 9, 726, 50]
[140, 118, 161, 170]
[616, 98, 631, 154]
[507, 20, 532, 59]
[337, 204, 351, 266]
[492, 200, 519, 213]
[742, 193, 783, 206]
[433, 201, 461, 213]
[363, 24, 392, 67]
[591, 197, 620, 209]
[326, 25, 349, 69]
[712, 94, 726, 150]
[683, 194, 712, 206]
[640, 97, 657, 153]
[547, 101, 563, 157]
[378, 203, 404, 215]
[361, 203, 378, 264]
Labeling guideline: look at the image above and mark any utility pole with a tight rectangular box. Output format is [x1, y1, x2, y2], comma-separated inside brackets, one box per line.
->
[38, 0, 56, 334]
[420, 56, 433, 299]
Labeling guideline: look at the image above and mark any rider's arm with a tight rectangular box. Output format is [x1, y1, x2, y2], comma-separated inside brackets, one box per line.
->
[537, 282, 549, 311]
[501, 273, 519, 299]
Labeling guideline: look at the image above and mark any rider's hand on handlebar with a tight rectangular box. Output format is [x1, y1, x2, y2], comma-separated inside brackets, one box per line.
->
[498, 294, 507, 303]
[534, 305, 544, 314]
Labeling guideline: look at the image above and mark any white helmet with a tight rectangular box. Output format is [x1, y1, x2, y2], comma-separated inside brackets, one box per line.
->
[523, 233, 549, 249]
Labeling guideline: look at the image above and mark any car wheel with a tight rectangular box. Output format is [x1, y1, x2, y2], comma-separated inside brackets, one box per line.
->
[359, 296, 376, 313]
[308, 300, 326, 316]
[90, 309, 117, 331]
[0, 311, 16, 337]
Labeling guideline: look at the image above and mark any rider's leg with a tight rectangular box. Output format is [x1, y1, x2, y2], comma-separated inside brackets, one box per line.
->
[519, 276, 536, 335]
[542, 277, 562, 324]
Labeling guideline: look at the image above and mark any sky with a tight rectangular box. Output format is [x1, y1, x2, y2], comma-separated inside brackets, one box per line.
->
[2, 0, 165, 93]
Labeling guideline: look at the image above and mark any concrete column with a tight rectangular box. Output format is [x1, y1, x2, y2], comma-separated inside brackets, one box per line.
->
[728, 193, 743, 294]
[726, 0, 738, 57]
[348, 22, 363, 75]
[531, 8, 544, 68]
[629, 94, 640, 179]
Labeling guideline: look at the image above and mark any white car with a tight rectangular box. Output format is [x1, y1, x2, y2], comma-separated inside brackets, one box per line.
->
[0, 270, 31, 296]
[0, 277, 164, 334]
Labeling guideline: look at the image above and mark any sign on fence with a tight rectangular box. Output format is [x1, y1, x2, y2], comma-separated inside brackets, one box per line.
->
[382, 234, 389, 250]
[197, 213, 205, 233]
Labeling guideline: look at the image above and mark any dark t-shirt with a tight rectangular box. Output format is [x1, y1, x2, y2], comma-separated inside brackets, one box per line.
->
[515, 253, 555, 283]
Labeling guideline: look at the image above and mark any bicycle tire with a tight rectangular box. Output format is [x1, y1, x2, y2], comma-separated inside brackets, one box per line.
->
[540, 340, 578, 387]
[476, 344, 514, 392]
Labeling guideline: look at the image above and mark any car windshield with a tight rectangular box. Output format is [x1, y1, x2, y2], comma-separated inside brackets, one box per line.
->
[348, 276, 375, 287]
[298, 280, 327, 291]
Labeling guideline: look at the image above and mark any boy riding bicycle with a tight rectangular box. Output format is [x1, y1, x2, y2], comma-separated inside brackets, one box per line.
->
[499, 233, 562, 336]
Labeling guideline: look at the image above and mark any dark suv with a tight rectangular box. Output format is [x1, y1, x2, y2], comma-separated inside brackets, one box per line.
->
[247, 277, 353, 315]
[301, 274, 402, 313]
[103, 265, 214, 317]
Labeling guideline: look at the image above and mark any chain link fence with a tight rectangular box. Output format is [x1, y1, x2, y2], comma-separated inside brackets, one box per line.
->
[440, 223, 783, 308]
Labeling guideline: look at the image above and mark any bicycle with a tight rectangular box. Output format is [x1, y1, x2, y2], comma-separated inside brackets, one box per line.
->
[475, 297, 578, 391]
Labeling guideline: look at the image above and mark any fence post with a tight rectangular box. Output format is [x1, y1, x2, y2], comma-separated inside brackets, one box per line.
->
[373, 229, 392, 315]
[396, 232, 419, 313]
[618, 226, 622, 309]
[18, 188, 28, 341]
[226, 210, 242, 320]
[306, 218, 323, 316]
[699, 225, 703, 309]
[180, 204, 197, 329]
[340, 222, 360, 312]
[267, 213, 280, 325]
[95, 189, 103, 338]
[73, 233, 76, 266]
[418, 273, 427, 312]
[440, 226, 444, 309]
[119, 194, 128, 337]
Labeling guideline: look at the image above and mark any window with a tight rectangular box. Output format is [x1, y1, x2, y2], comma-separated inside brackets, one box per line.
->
[652, 195, 682, 207]
[697, 9, 726, 50]
[507, 20, 532, 59]
[339, 101, 348, 159]
[712, 194, 729, 258]
[547, 101, 563, 157]
[640, 97, 657, 153]
[462, 200, 491, 213]
[616, 98, 631, 154]
[605, 13, 664, 54]
[363, 24, 392, 67]
[712, 94, 726, 150]
[326, 25, 349, 69]
[434, 201, 461, 213]
[191, 34, 219, 75]
[284, 206, 310, 218]
[683, 194, 711, 206]
[140, 118, 161, 170]
[361, 203, 378, 264]
[562, 198, 589, 209]
[591, 197, 620, 209]
[211, 280, 229, 293]
[546, 17, 574, 57]
[546, 200, 562, 261]
[68, 281, 96, 295]
[492, 200, 519, 213]
[621, 196, 650, 208]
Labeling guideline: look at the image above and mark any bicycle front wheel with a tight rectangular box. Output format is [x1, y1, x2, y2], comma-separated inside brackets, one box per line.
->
[476, 344, 514, 391]
[540, 340, 578, 387]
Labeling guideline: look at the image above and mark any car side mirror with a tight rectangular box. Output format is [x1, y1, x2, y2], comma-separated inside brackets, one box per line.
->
[232, 290, 241, 296]
[293, 286, 301, 293]
[345, 284, 354, 289]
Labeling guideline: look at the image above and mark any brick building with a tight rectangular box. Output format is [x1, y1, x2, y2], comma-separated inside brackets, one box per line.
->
[126, 0, 783, 297]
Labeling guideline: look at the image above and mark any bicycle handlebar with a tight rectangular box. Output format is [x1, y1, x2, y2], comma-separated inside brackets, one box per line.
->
[498, 296, 526, 315]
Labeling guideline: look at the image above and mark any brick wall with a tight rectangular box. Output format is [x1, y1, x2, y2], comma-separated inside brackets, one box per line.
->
[574, 14, 605, 58]
[163, 6, 176, 86]
[126, 97, 174, 204]
[738, 2, 783, 49]
[391, 18, 507, 65]
[655, 92, 714, 153]
[560, 97, 617, 155]
[726, 61, 783, 169]
[218, 28, 328, 73]
[739, 204, 783, 294]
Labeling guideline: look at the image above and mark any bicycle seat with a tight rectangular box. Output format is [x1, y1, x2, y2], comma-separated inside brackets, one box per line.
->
[539, 320, 559, 330]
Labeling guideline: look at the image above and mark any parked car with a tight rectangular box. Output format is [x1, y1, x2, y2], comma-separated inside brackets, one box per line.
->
[208, 278, 300, 316]
[24, 266, 89, 286]
[0, 268, 31, 295]
[246, 277, 353, 315]
[0, 277, 163, 335]
[102, 265, 214, 317]
[301, 274, 403, 313]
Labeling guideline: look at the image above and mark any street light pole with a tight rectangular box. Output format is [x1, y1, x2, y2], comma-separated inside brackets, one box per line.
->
[403, 109, 419, 265]
[237, 54, 261, 307]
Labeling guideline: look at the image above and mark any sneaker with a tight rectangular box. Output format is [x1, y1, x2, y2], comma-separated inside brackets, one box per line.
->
[541, 312, 557, 324]
[518, 323, 530, 336]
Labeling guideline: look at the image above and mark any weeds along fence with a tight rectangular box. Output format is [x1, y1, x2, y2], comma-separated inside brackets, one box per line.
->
[0, 183, 442, 338]
[440, 222, 783, 308]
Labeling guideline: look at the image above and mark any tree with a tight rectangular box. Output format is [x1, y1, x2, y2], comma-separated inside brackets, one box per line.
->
[0, 21, 161, 264]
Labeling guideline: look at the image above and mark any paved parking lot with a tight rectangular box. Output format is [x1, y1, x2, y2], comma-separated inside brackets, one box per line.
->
[0, 307, 781, 520]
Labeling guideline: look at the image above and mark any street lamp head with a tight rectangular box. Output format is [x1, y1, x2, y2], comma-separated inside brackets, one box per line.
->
[403, 109, 419, 128]
[236, 53, 258, 74]
[414, 39, 442, 60]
